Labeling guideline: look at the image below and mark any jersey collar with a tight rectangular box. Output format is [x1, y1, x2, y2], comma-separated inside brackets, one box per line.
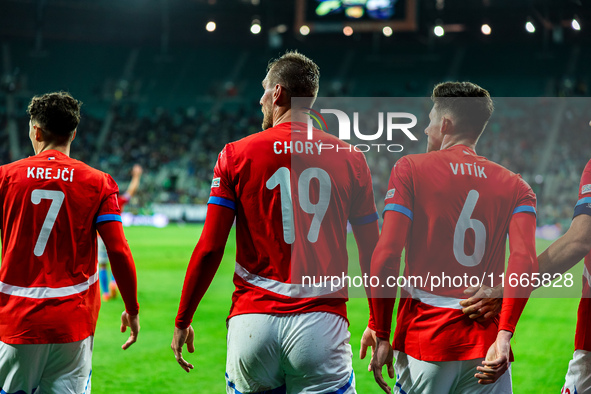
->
[35, 149, 69, 160]
[448, 144, 476, 156]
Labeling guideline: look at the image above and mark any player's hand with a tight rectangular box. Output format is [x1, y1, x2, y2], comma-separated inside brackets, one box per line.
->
[132, 164, 143, 177]
[475, 330, 512, 384]
[360, 326, 377, 371]
[171, 325, 195, 373]
[369, 337, 395, 393]
[120, 311, 140, 350]
[459, 284, 503, 322]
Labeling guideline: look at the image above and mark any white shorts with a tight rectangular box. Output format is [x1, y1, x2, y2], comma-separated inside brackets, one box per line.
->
[97, 237, 108, 264]
[0, 336, 93, 394]
[562, 349, 591, 394]
[225, 312, 355, 394]
[394, 350, 512, 394]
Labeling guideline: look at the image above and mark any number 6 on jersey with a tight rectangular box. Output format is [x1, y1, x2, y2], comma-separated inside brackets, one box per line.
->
[453, 189, 486, 267]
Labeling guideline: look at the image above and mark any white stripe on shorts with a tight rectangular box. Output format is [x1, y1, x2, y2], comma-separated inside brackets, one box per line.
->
[0, 271, 99, 299]
[234, 262, 343, 298]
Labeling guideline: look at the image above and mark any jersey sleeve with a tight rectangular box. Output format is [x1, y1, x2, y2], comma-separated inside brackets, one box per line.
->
[574, 159, 591, 218]
[513, 176, 537, 216]
[382, 157, 414, 221]
[348, 152, 378, 226]
[499, 178, 537, 333]
[96, 174, 122, 224]
[208, 144, 237, 211]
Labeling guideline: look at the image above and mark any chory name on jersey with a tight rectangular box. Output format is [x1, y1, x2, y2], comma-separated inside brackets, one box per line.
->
[450, 162, 487, 178]
[27, 166, 74, 182]
[274, 140, 323, 155]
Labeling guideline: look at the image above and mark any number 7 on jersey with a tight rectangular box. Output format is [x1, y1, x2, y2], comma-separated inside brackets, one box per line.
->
[31, 189, 65, 257]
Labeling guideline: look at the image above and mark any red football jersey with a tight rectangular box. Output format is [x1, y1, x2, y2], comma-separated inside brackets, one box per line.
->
[209, 122, 378, 321]
[574, 159, 591, 351]
[384, 144, 536, 361]
[0, 150, 122, 344]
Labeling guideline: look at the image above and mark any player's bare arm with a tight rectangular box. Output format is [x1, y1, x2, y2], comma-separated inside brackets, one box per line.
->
[172, 204, 235, 372]
[474, 330, 512, 384]
[460, 284, 503, 321]
[126, 164, 143, 197]
[171, 325, 195, 373]
[120, 312, 140, 350]
[538, 214, 591, 276]
[369, 336, 395, 394]
[359, 326, 377, 371]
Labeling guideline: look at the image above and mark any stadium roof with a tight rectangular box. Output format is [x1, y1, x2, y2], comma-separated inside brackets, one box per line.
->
[0, 0, 587, 47]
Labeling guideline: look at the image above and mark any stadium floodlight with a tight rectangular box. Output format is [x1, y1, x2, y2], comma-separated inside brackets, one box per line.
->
[343, 26, 353, 36]
[526, 21, 535, 33]
[206, 21, 216, 32]
[572, 18, 581, 31]
[434, 25, 444, 37]
[481, 24, 491, 35]
[383, 26, 393, 37]
[300, 25, 310, 36]
[251, 20, 262, 35]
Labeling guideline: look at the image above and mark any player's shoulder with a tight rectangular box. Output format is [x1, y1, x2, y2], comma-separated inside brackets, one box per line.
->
[475, 154, 534, 195]
[577, 158, 591, 194]
[63, 156, 118, 192]
[1, 155, 35, 172]
[223, 129, 269, 157]
[392, 152, 424, 172]
[67, 155, 111, 179]
[480, 155, 527, 182]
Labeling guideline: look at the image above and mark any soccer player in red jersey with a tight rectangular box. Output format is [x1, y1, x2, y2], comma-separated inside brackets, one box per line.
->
[0, 92, 140, 393]
[366, 82, 538, 393]
[99, 163, 143, 301]
[171, 51, 379, 393]
[534, 155, 591, 394]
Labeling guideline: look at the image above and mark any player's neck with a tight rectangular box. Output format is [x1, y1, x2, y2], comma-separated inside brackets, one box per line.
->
[273, 108, 312, 128]
[441, 136, 477, 153]
[37, 143, 71, 157]
[273, 108, 293, 127]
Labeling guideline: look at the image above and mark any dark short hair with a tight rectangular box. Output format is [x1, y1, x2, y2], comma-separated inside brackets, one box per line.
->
[27, 92, 82, 143]
[266, 50, 320, 99]
[431, 82, 494, 137]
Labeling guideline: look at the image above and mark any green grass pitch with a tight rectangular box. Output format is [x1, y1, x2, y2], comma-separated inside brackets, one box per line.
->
[92, 225, 582, 393]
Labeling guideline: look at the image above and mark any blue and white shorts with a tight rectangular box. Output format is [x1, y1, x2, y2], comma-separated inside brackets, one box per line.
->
[225, 312, 355, 394]
[562, 349, 591, 394]
[0, 335, 93, 394]
[393, 350, 512, 394]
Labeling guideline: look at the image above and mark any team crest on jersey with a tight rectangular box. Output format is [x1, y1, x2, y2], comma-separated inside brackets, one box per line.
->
[211, 177, 221, 188]
[386, 188, 395, 199]
[582, 184, 591, 194]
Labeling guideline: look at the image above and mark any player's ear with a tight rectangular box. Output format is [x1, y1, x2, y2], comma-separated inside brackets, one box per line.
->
[273, 84, 289, 106]
[440, 116, 453, 136]
[71, 129, 77, 143]
[34, 125, 44, 142]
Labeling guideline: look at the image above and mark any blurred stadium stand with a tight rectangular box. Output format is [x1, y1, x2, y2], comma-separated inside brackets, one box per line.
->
[1, 0, 590, 228]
